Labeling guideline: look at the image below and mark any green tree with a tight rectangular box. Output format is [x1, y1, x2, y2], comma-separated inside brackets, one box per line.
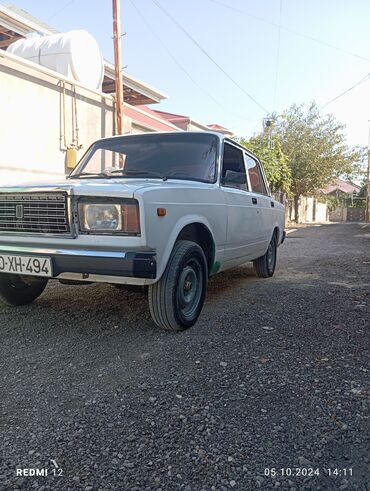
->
[275, 102, 364, 222]
[239, 134, 291, 194]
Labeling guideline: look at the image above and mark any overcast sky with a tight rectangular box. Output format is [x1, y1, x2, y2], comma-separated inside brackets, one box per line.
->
[8, 0, 370, 148]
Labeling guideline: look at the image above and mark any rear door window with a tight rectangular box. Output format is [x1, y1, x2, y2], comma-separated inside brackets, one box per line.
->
[246, 155, 268, 195]
[221, 143, 248, 191]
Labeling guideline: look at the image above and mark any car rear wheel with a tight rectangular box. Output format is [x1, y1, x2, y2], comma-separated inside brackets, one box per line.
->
[148, 240, 208, 331]
[253, 234, 277, 278]
[0, 274, 48, 306]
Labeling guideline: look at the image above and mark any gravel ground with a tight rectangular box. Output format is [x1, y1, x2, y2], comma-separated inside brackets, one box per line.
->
[0, 223, 369, 491]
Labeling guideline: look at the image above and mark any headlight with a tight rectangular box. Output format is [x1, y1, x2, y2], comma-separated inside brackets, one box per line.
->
[78, 200, 140, 234]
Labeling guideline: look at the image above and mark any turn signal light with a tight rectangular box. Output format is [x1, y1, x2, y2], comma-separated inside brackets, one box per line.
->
[122, 203, 141, 233]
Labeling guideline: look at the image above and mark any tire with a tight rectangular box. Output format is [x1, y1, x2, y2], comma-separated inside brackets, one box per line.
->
[253, 234, 277, 278]
[0, 274, 48, 306]
[148, 240, 208, 331]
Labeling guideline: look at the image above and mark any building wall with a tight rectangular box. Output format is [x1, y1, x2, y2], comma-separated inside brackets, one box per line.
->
[287, 196, 328, 223]
[315, 201, 328, 222]
[301, 197, 328, 223]
[188, 122, 209, 132]
[329, 207, 347, 222]
[0, 51, 116, 185]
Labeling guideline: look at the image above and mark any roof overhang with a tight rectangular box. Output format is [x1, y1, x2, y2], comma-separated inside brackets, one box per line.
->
[103, 62, 167, 105]
[0, 4, 56, 36]
[0, 4, 42, 49]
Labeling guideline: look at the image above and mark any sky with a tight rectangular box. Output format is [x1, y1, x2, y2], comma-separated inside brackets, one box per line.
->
[6, 0, 370, 148]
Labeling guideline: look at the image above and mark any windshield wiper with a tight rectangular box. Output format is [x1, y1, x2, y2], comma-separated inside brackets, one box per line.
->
[106, 169, 203, 181]
[70, 169, 166, 179]
[107, 169, 165, 178]
[68, 172, 106, 179]
[69, 169, 209, 183]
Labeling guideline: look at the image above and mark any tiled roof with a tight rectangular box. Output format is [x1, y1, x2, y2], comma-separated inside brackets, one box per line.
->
[323, 178, 361, 194]
[126, 105, 180, 132]
[151, 110, 190, 123]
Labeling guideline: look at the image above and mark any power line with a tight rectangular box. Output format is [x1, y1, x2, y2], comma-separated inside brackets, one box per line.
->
[321, 73, 370, 109]
[46, 0, 75, 22]
[273, 0, 283, 111]
[151, 0, 269, 113]
[208, 0, 370, 63]
[128, 0, 253, 124]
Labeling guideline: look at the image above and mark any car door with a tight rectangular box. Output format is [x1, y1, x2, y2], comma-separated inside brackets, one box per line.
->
[245, 153, 273, 256]
[221, 142, 261, 266]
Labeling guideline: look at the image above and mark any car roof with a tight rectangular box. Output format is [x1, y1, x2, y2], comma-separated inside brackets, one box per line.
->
[96, 130, 223, 142]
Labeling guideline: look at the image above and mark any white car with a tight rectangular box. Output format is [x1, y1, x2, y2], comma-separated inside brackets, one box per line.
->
[0, 132, 285, 331]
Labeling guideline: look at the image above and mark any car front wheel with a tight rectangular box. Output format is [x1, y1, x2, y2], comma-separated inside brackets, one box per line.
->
[0, 274, 48, 306]
[148, 240, 208, 331]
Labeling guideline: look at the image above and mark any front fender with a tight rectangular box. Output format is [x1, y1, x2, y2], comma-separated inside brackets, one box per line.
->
[156, 214, 215, 280]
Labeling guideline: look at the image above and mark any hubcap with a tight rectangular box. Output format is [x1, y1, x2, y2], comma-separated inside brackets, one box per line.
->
[177, 259, 203, 318]
[267, 241, 275, 270]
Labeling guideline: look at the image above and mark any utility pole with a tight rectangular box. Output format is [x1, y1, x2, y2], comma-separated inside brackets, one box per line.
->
[112, 0, 124, 136]
[263, 117, 275, 149]
[366, 130, 370, 222]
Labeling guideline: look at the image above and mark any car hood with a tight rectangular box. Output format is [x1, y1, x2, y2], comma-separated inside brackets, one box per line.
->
[0, 177, 212, 198]
[0, 178, 167, 199]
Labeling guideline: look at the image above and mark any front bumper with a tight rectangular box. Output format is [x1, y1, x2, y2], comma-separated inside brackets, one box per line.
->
[0, 245, 156, 279]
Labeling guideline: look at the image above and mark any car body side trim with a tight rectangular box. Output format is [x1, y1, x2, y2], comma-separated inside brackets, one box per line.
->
[0, 244, 127, 258]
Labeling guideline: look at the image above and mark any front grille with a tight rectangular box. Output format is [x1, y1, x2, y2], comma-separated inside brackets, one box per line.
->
[0, 192, 70, 234]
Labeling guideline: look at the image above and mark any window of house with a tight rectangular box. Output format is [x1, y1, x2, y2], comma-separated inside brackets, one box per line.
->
[246, 155, 268, 195]
[221, 143, 248, 190]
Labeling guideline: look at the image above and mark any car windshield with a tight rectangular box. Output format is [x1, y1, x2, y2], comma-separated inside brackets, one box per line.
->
[70, 133, 219, 183]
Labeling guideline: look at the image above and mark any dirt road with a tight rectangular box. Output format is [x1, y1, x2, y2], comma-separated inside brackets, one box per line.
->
[1, 223, 369, 490]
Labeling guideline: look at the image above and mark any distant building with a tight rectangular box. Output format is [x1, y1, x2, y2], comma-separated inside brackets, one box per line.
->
[152, 109, 234, 137]
[321, 178, 365, 222]
[206, 123, 234, 138]
[321, 178, 361, 196]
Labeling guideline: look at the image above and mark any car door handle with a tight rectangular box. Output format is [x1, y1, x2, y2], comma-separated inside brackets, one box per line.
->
[252, 197, 258, 205]
[270, 201, 275, 207]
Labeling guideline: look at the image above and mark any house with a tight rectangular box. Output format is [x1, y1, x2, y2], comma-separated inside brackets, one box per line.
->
[322, 178, 365, 222]
[206, 123, 234, 138]
[322, 178, 361, 197]
[152, 110, 235, 137]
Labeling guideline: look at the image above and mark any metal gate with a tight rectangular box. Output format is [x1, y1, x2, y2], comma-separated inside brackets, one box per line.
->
[346, 207, 365, 222]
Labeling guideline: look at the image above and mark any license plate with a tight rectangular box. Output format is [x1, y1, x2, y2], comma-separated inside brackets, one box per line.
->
[0, 254, 53, 278]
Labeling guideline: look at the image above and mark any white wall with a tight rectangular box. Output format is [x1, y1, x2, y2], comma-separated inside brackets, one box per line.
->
[315, 202, 328, 222]
[287, 197, 328, 223]
[0, 51, 115, 185]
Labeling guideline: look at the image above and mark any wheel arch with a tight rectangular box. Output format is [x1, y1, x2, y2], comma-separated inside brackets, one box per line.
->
[156, 216, 216, 280]
[176, 222, 215, 272]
